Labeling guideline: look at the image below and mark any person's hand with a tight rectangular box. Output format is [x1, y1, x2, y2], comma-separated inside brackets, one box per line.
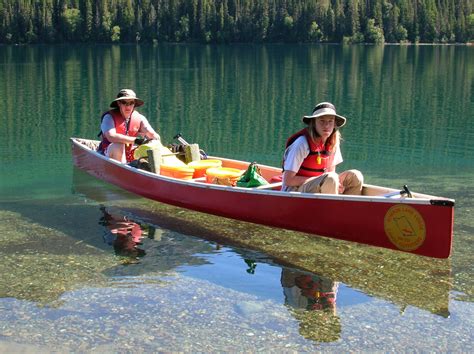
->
[338, 184, 345, 194]
[134, 136, 146, 145]
[338, 174, 345, 194]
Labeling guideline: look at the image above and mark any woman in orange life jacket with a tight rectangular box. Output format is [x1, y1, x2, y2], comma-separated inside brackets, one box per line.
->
[98, 89, 160, 163]
[282, 102, 363, 194]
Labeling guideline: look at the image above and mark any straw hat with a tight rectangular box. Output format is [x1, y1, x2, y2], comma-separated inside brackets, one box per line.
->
[303, 102, 346, 127]
[110, 89, 144, 108]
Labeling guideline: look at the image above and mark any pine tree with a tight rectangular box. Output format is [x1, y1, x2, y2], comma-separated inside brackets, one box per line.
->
[79, 0, 93, 40]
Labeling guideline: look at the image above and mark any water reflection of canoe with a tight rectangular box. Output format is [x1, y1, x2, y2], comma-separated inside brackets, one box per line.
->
[71, 170, 452, 318]
[71, 138, 455, 258]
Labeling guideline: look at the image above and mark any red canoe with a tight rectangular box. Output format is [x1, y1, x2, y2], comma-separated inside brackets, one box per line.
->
[71, 138, 455, 258]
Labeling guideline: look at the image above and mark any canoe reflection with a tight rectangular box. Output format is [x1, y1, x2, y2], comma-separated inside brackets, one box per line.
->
[72, 167, 452, 319]
[281, 269, 341, 342]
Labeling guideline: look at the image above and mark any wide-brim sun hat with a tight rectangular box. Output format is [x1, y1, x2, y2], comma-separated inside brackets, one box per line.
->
[303, 102, 346, 127]
[110, 89, 144, 108]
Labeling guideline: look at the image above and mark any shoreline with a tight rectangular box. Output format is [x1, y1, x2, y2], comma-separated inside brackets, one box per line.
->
[1, 41, 473, 47]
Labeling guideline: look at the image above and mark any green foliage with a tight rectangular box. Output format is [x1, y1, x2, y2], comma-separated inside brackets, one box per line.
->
[79, 0, 93, 40]
[342, 32, 364, 44]
[283, 15, 294, 30]
[62, 8, 82, 41]
[111, 25, 120, 42]
[366, 18, 385, 44]
[352, 32, 365, 44]
[395, 25, 408, 42]
[0, 0, 472, 44]
[468, 14, 474, 40]
[309, 21, 322, 41]
[176, 15, 190, 41]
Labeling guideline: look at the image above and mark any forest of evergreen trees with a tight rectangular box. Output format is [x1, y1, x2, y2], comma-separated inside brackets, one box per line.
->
[1, 0, 473, 45]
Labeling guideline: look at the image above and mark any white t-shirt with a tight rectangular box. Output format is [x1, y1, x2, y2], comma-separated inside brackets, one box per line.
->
[282, 135, 343, 191]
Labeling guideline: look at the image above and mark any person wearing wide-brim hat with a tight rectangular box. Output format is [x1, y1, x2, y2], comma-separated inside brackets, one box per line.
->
[281, 102, 363, 195]
[98, 89, 161, 163]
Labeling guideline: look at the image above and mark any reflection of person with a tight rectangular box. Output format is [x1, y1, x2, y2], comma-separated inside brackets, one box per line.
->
[281, 269, 338, 312]
[98, 89, 160, 163]
[99, 207, 146, 258]
[281, 269, 341, 342]
[282, 102, 363, 194]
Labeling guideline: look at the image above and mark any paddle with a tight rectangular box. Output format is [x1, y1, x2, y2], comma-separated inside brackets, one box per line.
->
[383, 185, 413, 198]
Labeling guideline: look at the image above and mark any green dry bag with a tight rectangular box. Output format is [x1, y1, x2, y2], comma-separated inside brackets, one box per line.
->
[236, 162, 269, 188]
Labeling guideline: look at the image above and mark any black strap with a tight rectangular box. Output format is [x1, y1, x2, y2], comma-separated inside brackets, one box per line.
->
[308, 150, 331, 156]
[125, 118, 130, 135]
[312, 102, 335, 111]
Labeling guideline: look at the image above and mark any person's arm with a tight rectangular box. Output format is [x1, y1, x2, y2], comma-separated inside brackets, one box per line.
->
[282, 136, 311, 187]
[102, 114, 136, 144]
[331, 144, 345, 193]
[138, 115, 161, 141]
[282, 170, 312, 187]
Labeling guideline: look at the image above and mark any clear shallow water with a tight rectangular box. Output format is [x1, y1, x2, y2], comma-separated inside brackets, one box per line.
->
[0, 44, 473, 351]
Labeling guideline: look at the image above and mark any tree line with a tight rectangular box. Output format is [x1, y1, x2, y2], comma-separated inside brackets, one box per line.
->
[1, 0, 473, 45]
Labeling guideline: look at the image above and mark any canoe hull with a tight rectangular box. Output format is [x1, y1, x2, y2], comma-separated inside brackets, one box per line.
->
[71, 138, 454, 258]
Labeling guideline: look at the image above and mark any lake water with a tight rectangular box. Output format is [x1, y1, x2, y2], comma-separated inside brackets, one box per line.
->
[0, 44, 473, 351]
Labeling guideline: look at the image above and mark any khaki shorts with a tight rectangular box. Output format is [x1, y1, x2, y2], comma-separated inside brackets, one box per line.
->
[286, 169, 363, 195]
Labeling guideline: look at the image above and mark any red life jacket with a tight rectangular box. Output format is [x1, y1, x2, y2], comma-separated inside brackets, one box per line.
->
[285, 128, 332, 177]
[98, 109, 141, 162]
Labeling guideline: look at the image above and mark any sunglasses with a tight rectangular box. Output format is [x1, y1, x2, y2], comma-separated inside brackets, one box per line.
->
[119, 100, 135, 106]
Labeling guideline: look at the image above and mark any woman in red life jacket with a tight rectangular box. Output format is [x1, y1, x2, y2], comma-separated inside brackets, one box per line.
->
[282, 102, 363, 194]
[98, 89, 161, 163]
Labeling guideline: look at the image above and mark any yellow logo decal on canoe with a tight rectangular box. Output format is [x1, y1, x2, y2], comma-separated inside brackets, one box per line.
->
[384, 205, 426, 251]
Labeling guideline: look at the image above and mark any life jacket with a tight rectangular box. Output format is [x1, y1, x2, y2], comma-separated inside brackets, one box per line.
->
[297, 274, 337, 311]
[309, 290, 337, 311]
[98, 109, 141, 162]
[285, 128, 332, 177]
